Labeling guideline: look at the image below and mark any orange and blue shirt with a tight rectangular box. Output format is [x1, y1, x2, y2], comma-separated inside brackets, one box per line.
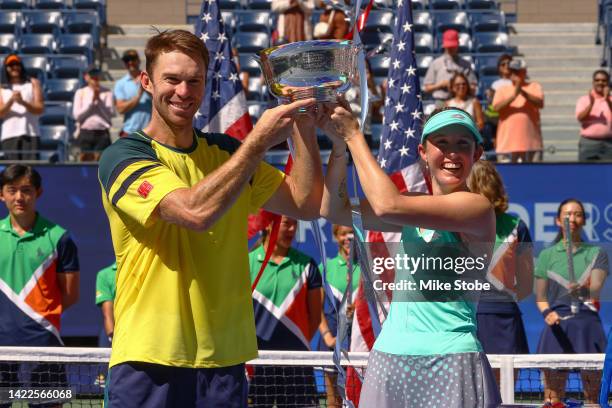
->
[250, 246, 322, 351]
[0, 214, 79, 346]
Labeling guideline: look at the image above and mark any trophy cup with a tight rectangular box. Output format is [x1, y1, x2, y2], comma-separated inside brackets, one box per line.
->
[254, 39, 360, 104]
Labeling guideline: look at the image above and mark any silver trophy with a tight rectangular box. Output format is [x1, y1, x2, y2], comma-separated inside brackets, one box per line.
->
[254, 40, 359, 104]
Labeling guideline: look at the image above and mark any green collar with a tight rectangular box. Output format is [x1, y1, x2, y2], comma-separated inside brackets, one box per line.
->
[0, 213, 47, 238]
[254, 245, 293, 267]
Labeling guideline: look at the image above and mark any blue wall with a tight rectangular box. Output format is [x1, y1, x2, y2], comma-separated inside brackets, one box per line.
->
[0, 163, 610, 350]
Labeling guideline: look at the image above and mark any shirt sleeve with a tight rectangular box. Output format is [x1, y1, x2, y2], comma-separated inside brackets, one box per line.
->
[307, 259, 323, 290]
[534, 247, 550, 279]
[113, 80, 127, 101]
[56, 232, 80, 273]
[423, 63, 436, 86]
[248, 161, 285, 214]
[98, 138, 190, 228]
[594, 248, 609, 275]
[95, 267, 115, 306]
[575, 95, 589, 120]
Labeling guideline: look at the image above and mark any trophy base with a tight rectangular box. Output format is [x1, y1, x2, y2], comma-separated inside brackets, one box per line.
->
[285, 87, 339, 103]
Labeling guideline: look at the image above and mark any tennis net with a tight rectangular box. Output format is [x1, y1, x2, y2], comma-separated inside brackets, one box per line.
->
[0, 347, 606, 407]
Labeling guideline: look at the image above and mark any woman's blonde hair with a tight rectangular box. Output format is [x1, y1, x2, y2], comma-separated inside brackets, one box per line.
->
[467, 160, 508, 215]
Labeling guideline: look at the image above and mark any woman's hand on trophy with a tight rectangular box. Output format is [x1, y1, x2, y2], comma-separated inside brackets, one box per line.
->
[251, 98, 316, 149]
[315, 100, 360, 145]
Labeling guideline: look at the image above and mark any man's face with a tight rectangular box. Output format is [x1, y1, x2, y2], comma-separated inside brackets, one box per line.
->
[0, 176, 41, 218]
[445, 46, 458, 57]
[593, 73, 608, 95]
[142, 51, 206, 129]
[124, 56, 141, 75]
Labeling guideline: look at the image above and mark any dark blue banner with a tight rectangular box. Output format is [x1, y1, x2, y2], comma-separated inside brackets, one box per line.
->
[0, 163, 610, 352]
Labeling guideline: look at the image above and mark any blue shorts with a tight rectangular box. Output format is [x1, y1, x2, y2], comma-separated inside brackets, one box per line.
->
[107, 361, 248, 408]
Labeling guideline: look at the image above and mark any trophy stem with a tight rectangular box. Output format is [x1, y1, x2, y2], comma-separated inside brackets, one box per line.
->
[289, 87, 338, 103]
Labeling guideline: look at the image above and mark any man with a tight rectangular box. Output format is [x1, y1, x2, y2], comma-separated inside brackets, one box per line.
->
[575, 69, 612, 162]
[73, 66, 115, 161]
[423, 29, 477, 105]
[493, 59, 544, 163]
[95, 262, 116, 347]
[98, 30, 323, 407]
[113, 49, 152, 137]
[0, 164, 79, 390]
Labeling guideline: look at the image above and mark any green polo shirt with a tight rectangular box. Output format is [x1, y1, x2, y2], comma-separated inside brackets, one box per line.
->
[321, 254, 360, 302]
[535, 240, 608, 307]
[0, 214, 79, 346]
[95, 263, 117, 306]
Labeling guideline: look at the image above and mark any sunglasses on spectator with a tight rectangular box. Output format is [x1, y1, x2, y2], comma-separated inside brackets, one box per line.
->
[6, 63, 20, 67]
[123, 57, 139, 63]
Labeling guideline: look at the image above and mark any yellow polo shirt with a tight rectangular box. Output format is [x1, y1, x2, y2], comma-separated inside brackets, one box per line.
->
[98, 129, 284, 368]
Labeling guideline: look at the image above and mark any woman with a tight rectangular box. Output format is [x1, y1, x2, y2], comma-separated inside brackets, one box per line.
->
[467, 160, 532, 381]
[319, 105, 500, 407]
[535, 199, 608, 407]
[446, 72, 485, 131]
[318, 224, 360, 408]
[0, 54, 44, 160]
[314, 0, 349, 40]
[483, 54, 512, 154]
[249, 215, 322, 407]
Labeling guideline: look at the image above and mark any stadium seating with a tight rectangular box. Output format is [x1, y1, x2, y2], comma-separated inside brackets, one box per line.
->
[416, 54, 434, 77]
[474, 53, 502, 76]
[39, 101, 71, 126]
[248, 100, 264, 123]
[473, 31, 508, 53]
[219, 0, 242, 10]
[469, 10, 506, 33]
[413, 32, 434, 53]
[25, 11, 63, 35]
[411, 0, 427, 10]
[238, 53, 261, 76]
[39, 123, 68, 161]
[34, 0, 67, 9]
[0, 0, 29, 10]
[19, 33, 56, 54]
[368, 54, 390, 77]
[246, 0, 271, 10]
[236, 11, 272, 33]
[72, 0, 105, 25]
[0, 33, 17, 54]
[57, 33, 93, 63]
[233, 31, 269, 53]
[20, 54, 47, 80]
[413, 11, 433, 33]
[364, 10, 396, 34]
[0, 11, 22, 35]
[362, 31, 394, 51]
[465, 0, 497, 10]
[433, 11, 470, 33]
[221, 11, 235, 32]
[49, 54, 87, 78]
[431, 0, 464, 10]
[44, 77, 80, 102]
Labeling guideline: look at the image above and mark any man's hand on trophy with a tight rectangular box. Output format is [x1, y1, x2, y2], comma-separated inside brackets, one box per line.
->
[251, 98, 316, 149]
[315, 100, 360, 145]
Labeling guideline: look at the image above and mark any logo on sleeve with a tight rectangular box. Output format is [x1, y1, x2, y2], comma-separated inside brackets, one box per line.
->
[137, 180, 154, 198]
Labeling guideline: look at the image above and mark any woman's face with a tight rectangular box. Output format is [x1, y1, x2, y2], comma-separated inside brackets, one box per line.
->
[498, 59, 510, 77]
[419, 125, 482, 193]
[6, 62, 22, 80]
[334, 226, 354, 254]
[556, 201, 585, 239]
[451, 77, 469, 100]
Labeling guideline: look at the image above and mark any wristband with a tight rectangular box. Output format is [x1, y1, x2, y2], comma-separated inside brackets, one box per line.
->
[541, 308, 553, 318]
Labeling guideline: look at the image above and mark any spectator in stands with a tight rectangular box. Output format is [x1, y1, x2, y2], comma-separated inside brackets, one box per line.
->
[492, 59, 544, 163]
[0, 165, 79, 389]
[318, 224, 360, 408]
[446, 72, 485, 130]
[535, 198, 608, 406]
[0, 55, 44, 161]
[98, 30, 322, 407]
[249, 215, 322, 407]
[113, 49, 151, 137]
[423, 29, 477, 105]
[313, 0, 349, 40]
[467, 160, 532, 384]
[575, 69, 612, 162]
[272, 0, 315, 44]
[95, 262, 116, 347]
[73, 67, 115, 162]
[483, 54, 513, 152]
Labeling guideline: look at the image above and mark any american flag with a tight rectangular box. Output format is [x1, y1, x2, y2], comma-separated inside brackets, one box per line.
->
[347, 1, 429, 403]
[194, 0, 253, 140]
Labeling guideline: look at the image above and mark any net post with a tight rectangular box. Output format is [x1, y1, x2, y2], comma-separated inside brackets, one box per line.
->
[500, 355, 515, 404]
